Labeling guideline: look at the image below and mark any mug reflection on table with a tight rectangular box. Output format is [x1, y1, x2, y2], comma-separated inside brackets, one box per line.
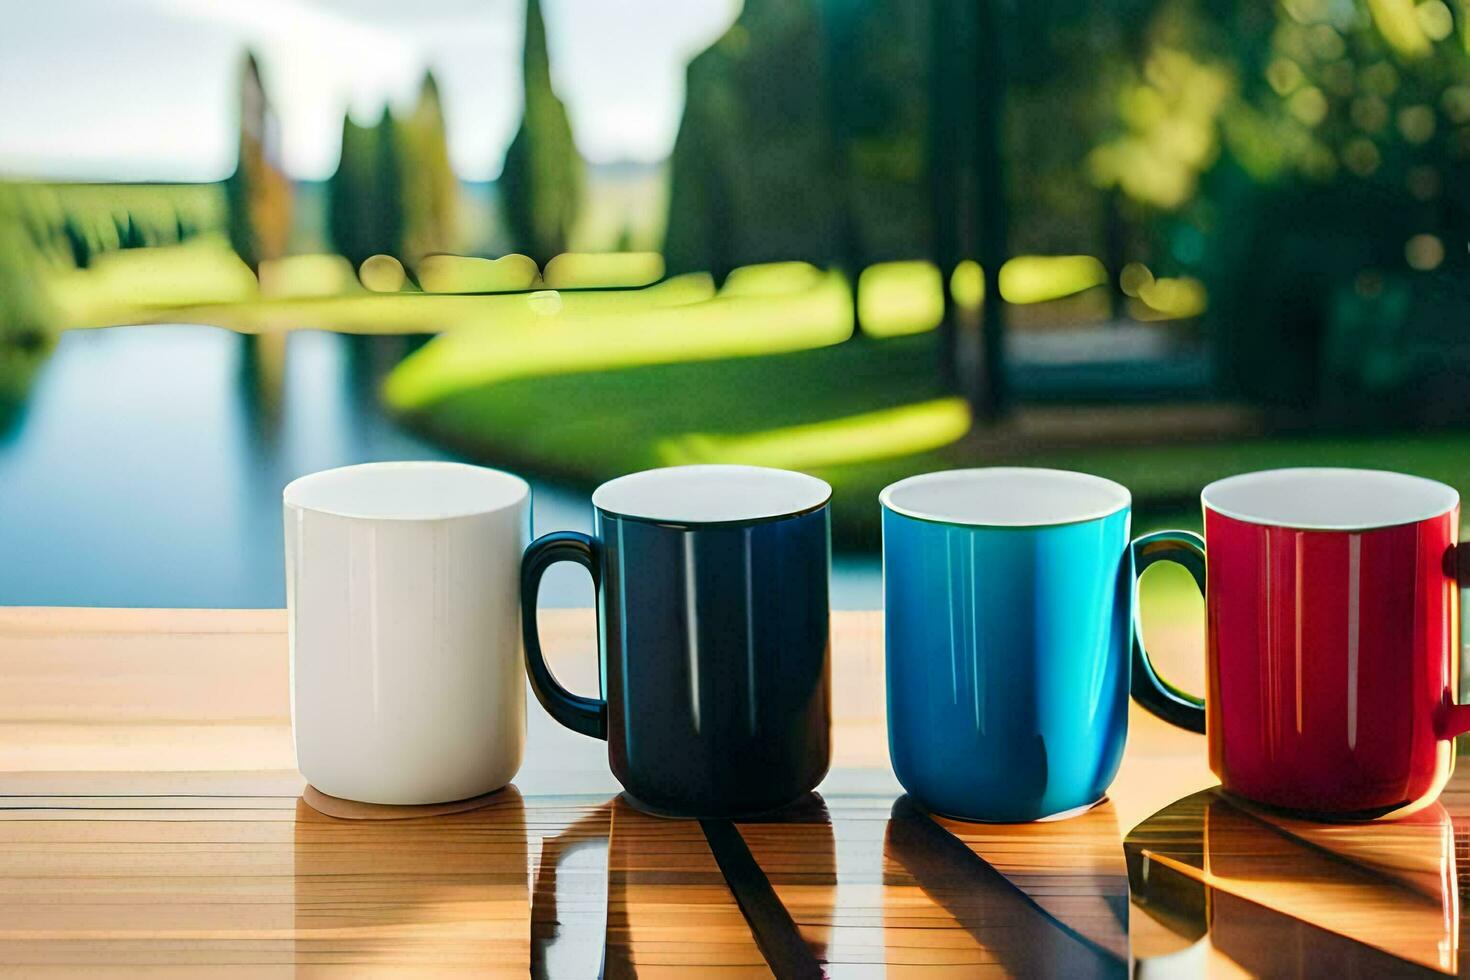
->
[882, 468, 1134, 823]
[1134, 467, 1470, 818]
[1126, 788, 1458, 974]
[522, 464, 832, 819]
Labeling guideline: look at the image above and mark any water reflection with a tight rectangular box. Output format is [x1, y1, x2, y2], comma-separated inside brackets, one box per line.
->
[236, 332, 285, 444]
[0, 333, 50, 441]
[0, 325, 879, 608]
[0, 325, 592, 607]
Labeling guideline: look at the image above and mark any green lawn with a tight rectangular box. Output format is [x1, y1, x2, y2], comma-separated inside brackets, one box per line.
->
[393, 326, 1470, 549]
[400, 333, 949, 531]
[34, 238, 1470, 554]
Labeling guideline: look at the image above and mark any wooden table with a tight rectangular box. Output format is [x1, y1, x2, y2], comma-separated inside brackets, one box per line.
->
[0, 608, 1463, 976]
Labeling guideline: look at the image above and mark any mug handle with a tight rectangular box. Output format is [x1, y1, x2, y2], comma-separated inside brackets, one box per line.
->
[1437, 542, 1470, 739]
[521, 531, 608, 740]
[1131, 530, 1208, 734]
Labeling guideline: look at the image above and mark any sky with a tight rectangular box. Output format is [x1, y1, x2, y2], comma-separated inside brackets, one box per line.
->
[0, 0, 740, 182]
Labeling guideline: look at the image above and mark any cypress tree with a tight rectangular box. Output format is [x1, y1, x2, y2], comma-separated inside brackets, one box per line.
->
[0, 185, 55, 367]
[328, 114, 371, 270]
[663, 0, 841, 284]
[499, 0, 584, 269]
[399, 71, 459, 264]
[327, 107, 405, 271]
[63, 215, 91, 268]
[224, 51, 294, 275]
[374, 106, 404, 262]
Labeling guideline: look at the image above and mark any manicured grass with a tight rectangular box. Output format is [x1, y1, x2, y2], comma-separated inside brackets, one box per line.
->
[383, 268, 855, 407]
[47, 237, 259, 324]
[40, 239, 1470, 554]
[398, 327, 1470, 550]
[403, 333, 949, 497]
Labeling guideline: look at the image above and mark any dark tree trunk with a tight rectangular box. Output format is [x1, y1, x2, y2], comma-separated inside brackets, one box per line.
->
[927, 0, 963, 386]
[972, 0, 1009, 420]
[1104, 188, 1127, 322]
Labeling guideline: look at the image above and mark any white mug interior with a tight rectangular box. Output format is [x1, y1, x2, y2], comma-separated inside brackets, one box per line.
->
[1201, 468, 1459, 531]
[880, 467, 1131, 527]
[283, 460, 528, 521]
[592, 464, 830, 523]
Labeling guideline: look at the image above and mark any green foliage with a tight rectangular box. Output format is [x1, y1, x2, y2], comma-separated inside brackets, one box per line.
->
[0, 185, 56, 415]
[1098, 0, 1470, 413]
[375, 109, 404, 262]
[117, 213, 148, 250]
[499, 0, 584, 269]
[0, 188, 53, 336]
[62, 216, 91, 268]
[665, 0, 841, 282]
[326, 73, 458, 271]
[664, 0, 1161, 282]
[1003, 1, 1159, 258]
[398, 72, 460, 264]
[1, 183, 216, 274]
[225, 51, 294, 273]
[328, 107, 405, 271]
[825, 0, 931, 267]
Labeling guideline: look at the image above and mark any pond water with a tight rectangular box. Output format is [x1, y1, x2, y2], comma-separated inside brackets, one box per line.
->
[0, 325, 881, 608]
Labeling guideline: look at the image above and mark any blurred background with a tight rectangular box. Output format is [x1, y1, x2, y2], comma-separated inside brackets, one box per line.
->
[2, 0, 1468, 673]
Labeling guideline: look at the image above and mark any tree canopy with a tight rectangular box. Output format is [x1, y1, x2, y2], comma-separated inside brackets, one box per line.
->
[499, 0, 584, 268]
[398, 71, 460, 264]
[225, 51, 293, 274]
[327, 107, 404, 272]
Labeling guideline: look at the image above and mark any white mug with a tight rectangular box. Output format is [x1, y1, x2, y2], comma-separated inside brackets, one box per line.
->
[283, 461, 530, 804]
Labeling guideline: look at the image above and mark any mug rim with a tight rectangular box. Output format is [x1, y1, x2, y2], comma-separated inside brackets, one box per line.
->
[283, 460, 530, 522]
[591, 464, 831, 528]
[880, 466, 1131, 529]
[1201, 467, 1459, 532]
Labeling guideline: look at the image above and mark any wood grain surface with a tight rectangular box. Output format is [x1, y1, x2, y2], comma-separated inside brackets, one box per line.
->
[2, 607, 1464, 977]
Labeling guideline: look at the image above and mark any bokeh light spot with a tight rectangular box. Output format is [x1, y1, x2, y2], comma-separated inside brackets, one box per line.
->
[1416, 0, 1454, 41]
[1343, 138, 1382, 176]
[1351, 96, 1390, 133]
[1405, 233, 1445, 270]
[1289, 86, 1329, 126]
[1398, 105, 1437, 143]
[1120, 262, 1154, 297]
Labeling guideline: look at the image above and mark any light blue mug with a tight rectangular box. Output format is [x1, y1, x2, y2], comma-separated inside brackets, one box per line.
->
[882, 467, 1133, 822]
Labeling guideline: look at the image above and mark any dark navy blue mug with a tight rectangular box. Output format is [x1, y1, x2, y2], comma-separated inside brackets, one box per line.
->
[522, 465, 832, 819]
[882, 468, 1134, 823]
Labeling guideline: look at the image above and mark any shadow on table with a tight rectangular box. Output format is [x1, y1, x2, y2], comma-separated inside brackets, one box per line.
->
[885, 795, 1128, 976]
[739, 792, 1129, 974]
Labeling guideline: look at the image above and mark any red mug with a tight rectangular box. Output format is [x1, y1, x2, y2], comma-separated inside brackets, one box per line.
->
[1133, 468, 1470, 818]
